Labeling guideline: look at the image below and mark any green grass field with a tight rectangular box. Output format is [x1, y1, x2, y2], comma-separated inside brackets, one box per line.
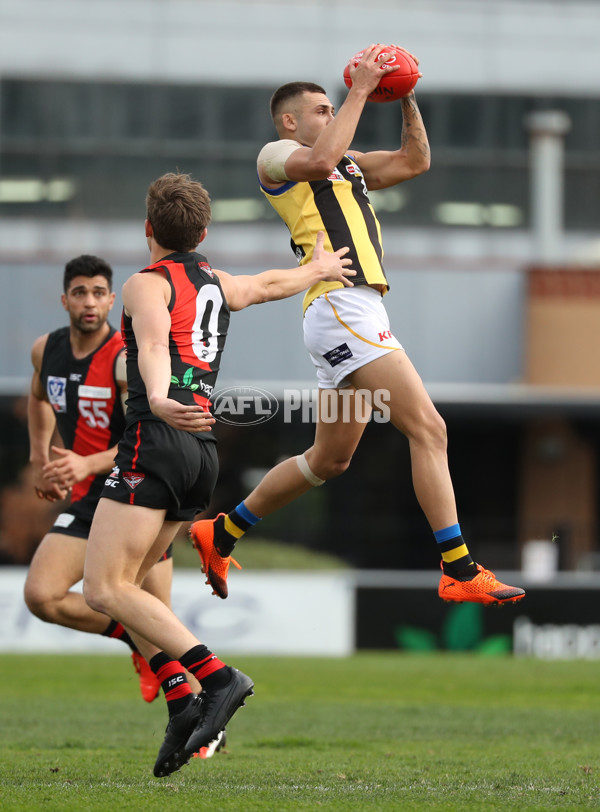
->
[1, 653, 599, 811]
[172, 535, 350, 570]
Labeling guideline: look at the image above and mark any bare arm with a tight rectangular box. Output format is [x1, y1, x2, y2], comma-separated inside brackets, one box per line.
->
[44, 444, 119, 489]
[28, 334, 68, 502]
[115, 347, 128, 413]
[215, 232, 355, 311]
[351, 91, 431, 190]
[122, 272, 215, 433]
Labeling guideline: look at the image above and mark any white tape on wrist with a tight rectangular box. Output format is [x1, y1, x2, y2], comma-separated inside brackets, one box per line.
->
[296, 453, 325, 487]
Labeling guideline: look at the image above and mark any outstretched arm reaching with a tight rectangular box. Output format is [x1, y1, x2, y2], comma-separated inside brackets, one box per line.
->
[215, 231, 355, 311]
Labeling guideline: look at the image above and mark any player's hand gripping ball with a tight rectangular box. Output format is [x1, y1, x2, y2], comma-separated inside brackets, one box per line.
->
[343, 45, 419, 102]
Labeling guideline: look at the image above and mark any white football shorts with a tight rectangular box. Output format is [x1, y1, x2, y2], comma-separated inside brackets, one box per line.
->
[303, 285, 403, 389]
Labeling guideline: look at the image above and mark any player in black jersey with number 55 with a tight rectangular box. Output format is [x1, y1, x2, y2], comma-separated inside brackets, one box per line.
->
[82, 171, 355, 777]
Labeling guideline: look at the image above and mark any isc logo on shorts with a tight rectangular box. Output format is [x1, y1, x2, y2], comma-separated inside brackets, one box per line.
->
[104, 465, 120, 487]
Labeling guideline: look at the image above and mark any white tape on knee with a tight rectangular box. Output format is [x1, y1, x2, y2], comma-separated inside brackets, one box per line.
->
[296, 454, 325, 487]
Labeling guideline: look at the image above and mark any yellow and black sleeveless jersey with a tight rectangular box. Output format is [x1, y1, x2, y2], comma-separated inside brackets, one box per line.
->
[259, 153, 388, 311]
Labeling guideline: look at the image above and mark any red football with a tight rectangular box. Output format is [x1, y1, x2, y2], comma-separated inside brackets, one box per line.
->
[343, 45, 420, 103]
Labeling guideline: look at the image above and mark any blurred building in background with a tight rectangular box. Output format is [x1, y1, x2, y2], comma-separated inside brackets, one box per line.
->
[1, 0, 600, 572]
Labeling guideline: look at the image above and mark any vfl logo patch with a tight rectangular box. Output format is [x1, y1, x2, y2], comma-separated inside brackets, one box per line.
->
[123, 472, 145, 490]
[47, 376, 67, 413]
[323, 343, 353, 368]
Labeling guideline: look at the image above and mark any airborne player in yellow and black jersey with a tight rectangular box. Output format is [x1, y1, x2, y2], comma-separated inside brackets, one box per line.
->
[259, 149, 387, 311]
[192, 44, 526, 608]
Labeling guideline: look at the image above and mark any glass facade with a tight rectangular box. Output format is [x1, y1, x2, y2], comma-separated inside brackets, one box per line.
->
[1, 78, 598, 228]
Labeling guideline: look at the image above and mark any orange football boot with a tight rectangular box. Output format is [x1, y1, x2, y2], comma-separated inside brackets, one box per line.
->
[131, 651, 161, 702]
[190, 514, 242, 599]
[438, 562, 525, 606]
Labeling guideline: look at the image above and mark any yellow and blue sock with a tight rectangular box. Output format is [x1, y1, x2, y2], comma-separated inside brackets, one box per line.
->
[434, 523, 476, 578]
[215, 501, 261, 557]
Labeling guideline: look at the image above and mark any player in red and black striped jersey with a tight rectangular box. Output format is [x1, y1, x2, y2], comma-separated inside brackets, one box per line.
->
[121, 249, 228, 431]
[82, 171, 355, 777]
[37, 322, 125, 523]
[24, 255, 191, 705]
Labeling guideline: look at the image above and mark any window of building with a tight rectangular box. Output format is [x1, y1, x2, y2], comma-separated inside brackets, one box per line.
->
[0, 78, 597, 230]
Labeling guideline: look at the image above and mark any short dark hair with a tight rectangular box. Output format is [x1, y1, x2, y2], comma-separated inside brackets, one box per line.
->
[269, 81, 327, 122]
[146, 172, 212, 253]
[63, 255, 113, 293]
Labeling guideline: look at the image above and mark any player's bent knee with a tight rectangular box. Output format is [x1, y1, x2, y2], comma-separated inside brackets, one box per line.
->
[428, 412, 448, 448]
[302, 453, 352, 481]
[23, 587, 60, 622]
[23, 588, 44, 618]
[82, 579, 112, 616]
[296, 453, 326, 487]
[322, 458, 352, 479]
[410, 409, 448, 451]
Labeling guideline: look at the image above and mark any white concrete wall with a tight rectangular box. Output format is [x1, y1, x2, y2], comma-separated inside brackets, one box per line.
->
[0, 568, 355, 655]
[2, 243, 525, 386]
[0, 0, 598, 95]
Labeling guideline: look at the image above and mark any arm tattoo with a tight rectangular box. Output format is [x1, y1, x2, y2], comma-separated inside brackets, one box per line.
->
[400, 94, 431, 161]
